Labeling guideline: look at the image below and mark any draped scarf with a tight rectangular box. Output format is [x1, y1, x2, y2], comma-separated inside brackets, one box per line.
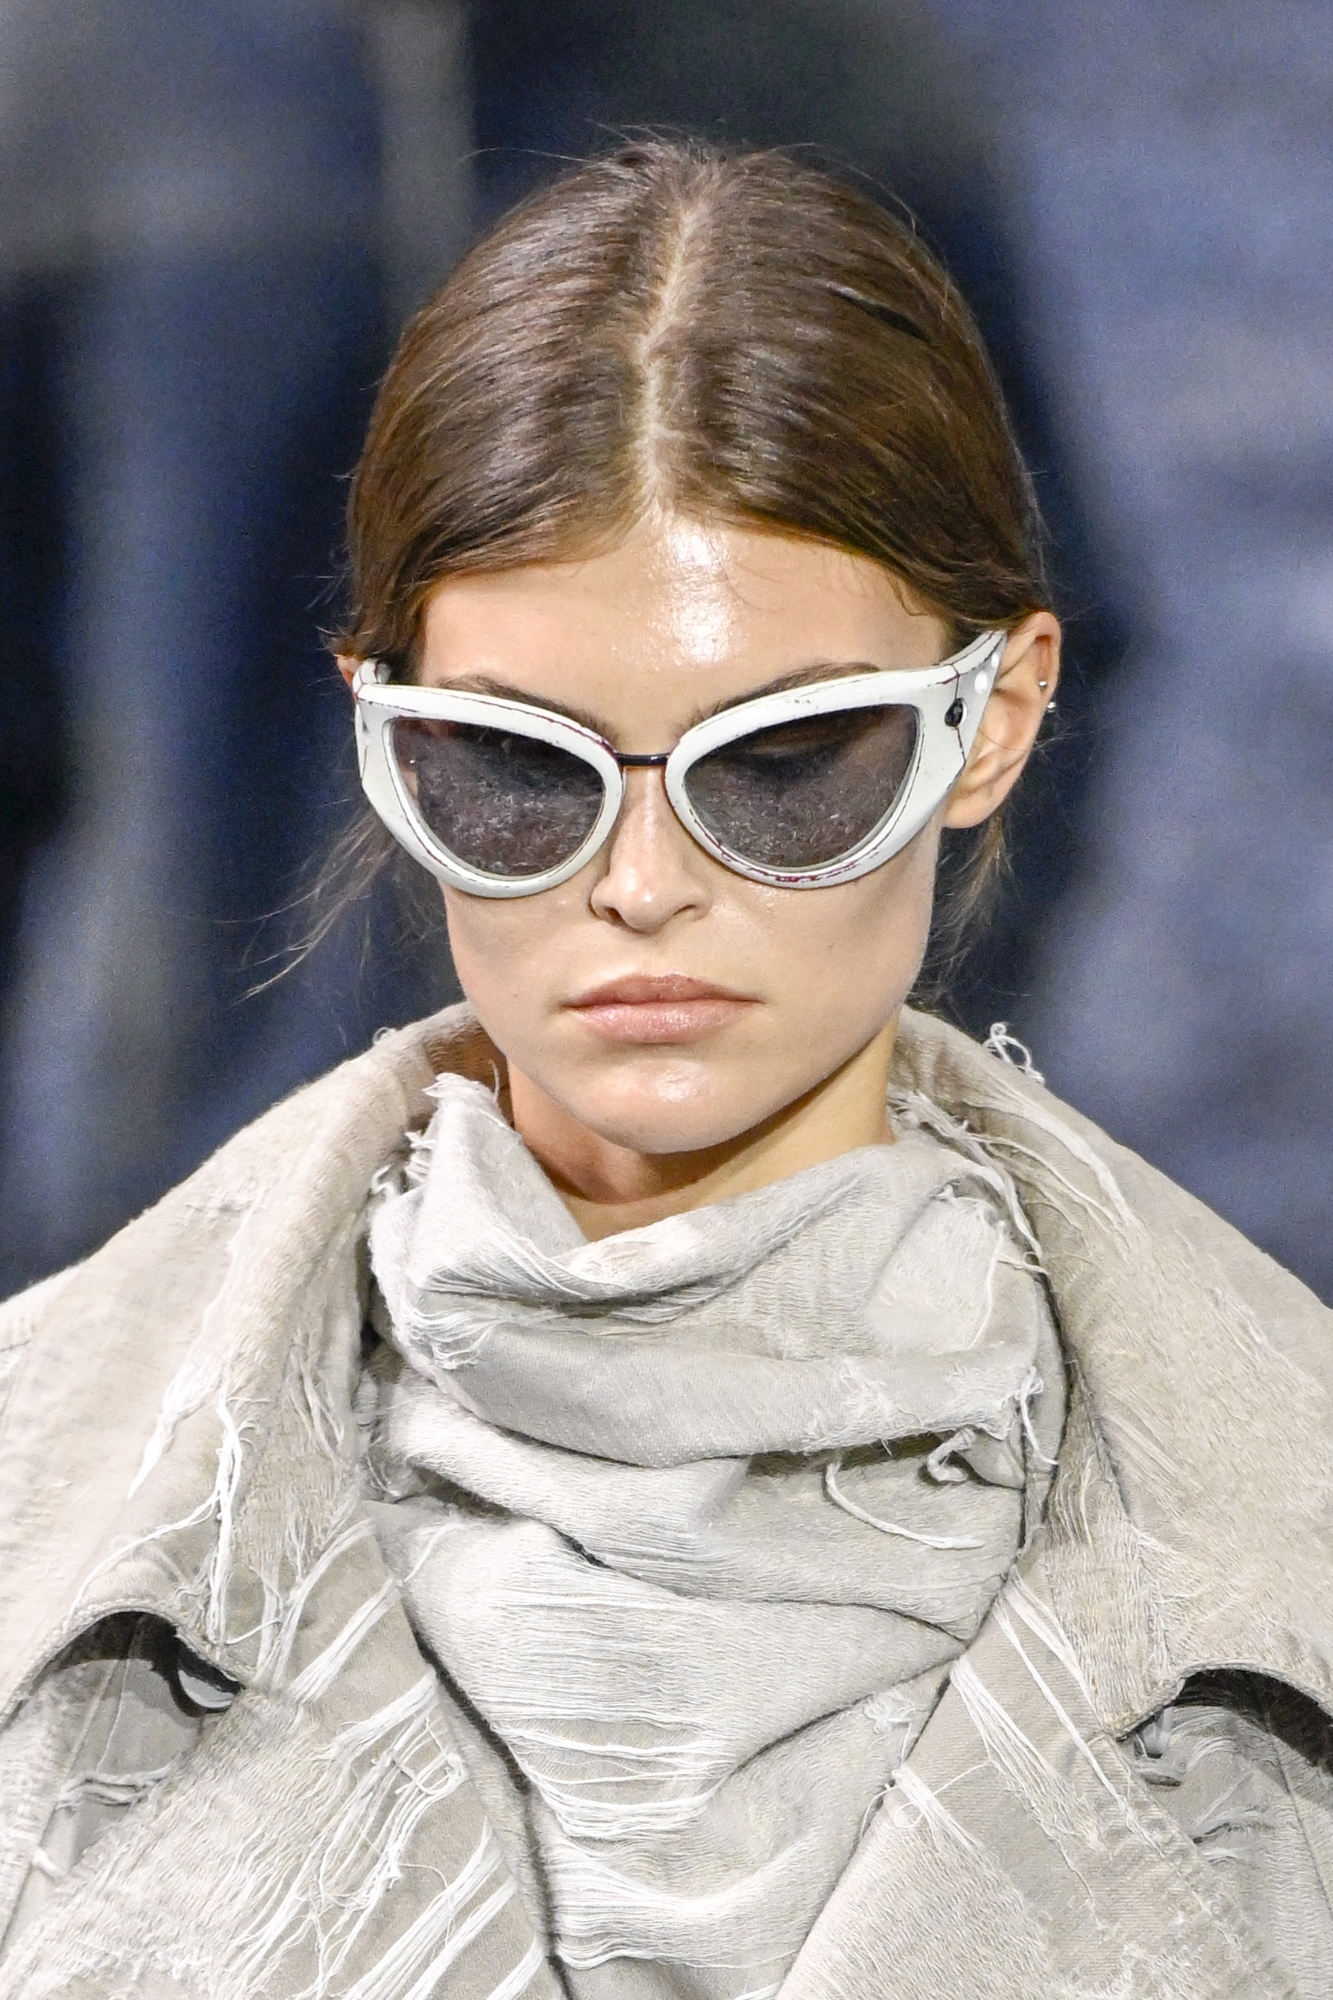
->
[363, 1075, 1064, 2000]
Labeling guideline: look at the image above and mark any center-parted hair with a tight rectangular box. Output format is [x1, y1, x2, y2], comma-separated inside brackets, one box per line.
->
[331, 139, 1051, 972]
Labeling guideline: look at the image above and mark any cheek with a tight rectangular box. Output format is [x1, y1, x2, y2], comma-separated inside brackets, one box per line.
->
[771, 836, 937, 1022]
[440, 888, 559, 1012]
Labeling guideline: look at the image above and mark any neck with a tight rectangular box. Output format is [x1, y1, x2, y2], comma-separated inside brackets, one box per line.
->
[507, 1020, 898, 1240]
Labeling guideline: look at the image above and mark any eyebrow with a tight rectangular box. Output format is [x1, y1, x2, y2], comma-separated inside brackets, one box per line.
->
[427, 662, 885, 741]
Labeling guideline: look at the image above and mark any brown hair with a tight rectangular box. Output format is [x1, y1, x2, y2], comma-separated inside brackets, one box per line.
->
[328, 138, 1050, 982]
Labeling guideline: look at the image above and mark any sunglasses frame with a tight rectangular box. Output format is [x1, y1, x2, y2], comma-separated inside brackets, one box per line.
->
[352, 627, 1006, 896]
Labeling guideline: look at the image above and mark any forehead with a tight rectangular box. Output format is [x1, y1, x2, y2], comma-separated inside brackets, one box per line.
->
[417, 520, 947, 726]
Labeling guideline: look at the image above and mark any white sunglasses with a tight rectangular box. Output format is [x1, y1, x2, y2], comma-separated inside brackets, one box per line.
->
[351, 628, 1005, 897]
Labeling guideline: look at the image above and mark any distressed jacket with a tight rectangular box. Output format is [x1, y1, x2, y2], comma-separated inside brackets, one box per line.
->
[0, 1004, 1330, 2000]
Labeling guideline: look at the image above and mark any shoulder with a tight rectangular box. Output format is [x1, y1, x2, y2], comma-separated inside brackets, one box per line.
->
[0, 1002, 501, 1491]
[0, 1002, 491, 1344]
[0, 1005, 501, 1722]
[895, 1010, 1333, 1730]
[0, 1266, 78, 1431]
[895, 1005, 1332, 1381]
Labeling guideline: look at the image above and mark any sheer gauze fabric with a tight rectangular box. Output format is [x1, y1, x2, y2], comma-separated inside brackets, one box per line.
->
[3, 1009, 1333, 1998]
[363, 1075, 1064, 1998]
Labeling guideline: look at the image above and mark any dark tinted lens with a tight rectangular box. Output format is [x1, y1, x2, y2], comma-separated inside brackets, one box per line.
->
[392, 717, 605, 877]
[683, 704, 918, 870]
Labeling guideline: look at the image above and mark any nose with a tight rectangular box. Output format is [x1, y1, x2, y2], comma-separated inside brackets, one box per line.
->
[587, 766, 713, 932]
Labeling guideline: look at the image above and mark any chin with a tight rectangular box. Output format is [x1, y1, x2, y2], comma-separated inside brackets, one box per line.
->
[568, 1074, 774, 1157]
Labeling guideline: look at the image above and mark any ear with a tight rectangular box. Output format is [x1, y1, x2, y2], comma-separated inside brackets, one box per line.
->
[336, 656, 360, 691]
[941, 612, 1061, 829]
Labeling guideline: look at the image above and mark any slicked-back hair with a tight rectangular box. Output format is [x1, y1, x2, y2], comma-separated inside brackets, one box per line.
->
[331, 140, 1052, 978]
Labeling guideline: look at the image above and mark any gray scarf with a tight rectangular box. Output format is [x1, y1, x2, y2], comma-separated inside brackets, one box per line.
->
[363, 1075, 1063, 2000]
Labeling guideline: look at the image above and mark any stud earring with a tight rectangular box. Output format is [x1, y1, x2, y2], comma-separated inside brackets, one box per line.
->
[1037, 679, 1049, 689]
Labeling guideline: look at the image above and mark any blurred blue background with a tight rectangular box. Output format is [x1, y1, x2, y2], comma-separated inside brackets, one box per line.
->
[0, 0, 1329, 1298]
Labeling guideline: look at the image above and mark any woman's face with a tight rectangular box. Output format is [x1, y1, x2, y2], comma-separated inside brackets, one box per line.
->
[418, 519, 1045, 1168]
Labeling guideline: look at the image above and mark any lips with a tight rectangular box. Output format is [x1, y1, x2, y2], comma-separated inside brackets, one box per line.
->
[565, 973, 755, 1044]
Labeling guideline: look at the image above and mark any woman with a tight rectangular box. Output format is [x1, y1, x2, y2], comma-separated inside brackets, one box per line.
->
[0, 142, 1329, 2000]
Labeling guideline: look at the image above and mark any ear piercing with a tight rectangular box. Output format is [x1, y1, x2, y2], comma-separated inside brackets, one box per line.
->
[1037, 679, 1049, 689]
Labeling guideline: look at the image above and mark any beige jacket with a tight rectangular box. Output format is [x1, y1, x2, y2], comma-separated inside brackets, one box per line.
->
[0, 1005, 1330, 1999]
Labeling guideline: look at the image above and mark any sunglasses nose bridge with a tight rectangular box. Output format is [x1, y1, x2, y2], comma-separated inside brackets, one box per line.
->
[598, 748, 679, 848]
[602, 748, 676, 842]
[587, 750, 717, 929]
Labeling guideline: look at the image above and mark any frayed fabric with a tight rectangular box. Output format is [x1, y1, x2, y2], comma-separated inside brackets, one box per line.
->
[363, 1077, 1062, 1998]
[1, 1004, 1332, 1997]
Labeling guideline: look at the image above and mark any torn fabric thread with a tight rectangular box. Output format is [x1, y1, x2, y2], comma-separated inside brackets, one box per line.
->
[359, 1071, 1064, 1998]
